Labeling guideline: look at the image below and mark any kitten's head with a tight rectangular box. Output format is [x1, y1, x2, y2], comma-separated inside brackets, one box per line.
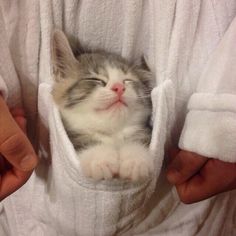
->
[51, 30, 153, 132]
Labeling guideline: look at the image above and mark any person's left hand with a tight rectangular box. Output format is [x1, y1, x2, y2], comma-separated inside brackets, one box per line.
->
[166, 149, 236, 203]
[0, 96, 38, 201]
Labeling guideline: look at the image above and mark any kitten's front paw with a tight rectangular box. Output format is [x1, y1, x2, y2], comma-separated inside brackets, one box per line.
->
[79, 145, 119, 181]
[119, 144, 153, 182]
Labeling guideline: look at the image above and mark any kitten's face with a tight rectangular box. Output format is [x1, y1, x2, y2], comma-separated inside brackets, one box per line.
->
[51, 30, 152, 131]
[57, 54, 150, 113]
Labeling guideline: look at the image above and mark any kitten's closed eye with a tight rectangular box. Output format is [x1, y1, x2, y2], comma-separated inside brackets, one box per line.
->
[123, 79, 137, 85]
[123, 79, 137, 84]
[81, 78, 106, 87]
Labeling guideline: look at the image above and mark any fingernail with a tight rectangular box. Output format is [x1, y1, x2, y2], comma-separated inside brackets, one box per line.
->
[20, 154, 37, 171]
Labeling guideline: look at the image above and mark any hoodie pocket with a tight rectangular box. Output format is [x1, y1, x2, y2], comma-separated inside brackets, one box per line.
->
[33, 80, 175, 236]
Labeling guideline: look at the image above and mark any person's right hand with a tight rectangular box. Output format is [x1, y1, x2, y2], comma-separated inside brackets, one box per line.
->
[0, 96, 38, 201]
[166, 149, 236, 203]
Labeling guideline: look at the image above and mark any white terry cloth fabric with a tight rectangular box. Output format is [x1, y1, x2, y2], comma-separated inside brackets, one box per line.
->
[0, 2, 20, 105]
[0, 0, 40, 141]
[179, 17, 236, 162]
[0, 0, 236, 235]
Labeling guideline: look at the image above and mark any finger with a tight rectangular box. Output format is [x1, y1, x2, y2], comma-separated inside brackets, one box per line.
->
[13, 116, 27, 133]
[0, 155, 9, 173]
[0, 97, 38, 171]
[0, 129, 37, 171]
[0, 168, 32, 200]
[175, 159, 236, 204]
[166, 150, 208, 185]
[9, 107, 26, 133]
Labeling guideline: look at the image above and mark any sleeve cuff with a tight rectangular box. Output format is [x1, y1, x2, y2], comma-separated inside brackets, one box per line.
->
[179, 93, 236, 163]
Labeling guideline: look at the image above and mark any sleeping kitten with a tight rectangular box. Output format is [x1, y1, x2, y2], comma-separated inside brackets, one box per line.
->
[51, 30, 154, 182]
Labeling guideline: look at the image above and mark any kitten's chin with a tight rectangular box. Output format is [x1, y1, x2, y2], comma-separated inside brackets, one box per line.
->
[92, 103, 131, 129]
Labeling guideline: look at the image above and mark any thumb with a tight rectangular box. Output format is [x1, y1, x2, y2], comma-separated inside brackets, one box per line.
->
[166, 150, 208, 185]
[0, 98, 38, 171]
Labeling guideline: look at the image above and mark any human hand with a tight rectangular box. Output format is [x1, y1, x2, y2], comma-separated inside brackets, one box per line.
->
[0, 96, 38, 200]
[166, 149, 236, 204]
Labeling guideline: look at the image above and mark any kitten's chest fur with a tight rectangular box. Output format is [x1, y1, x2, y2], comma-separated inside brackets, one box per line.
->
[66, 122, 150, 151]
[90, 126, 145, 145]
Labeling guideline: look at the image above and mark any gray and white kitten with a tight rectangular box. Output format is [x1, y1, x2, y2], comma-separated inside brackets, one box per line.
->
[51, 30, 153, 182]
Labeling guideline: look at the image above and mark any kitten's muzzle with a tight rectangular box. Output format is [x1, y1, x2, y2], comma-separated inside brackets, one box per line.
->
[95, 98, 127, 112]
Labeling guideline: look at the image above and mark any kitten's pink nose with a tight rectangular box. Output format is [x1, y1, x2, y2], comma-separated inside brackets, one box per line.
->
[111, 83, 125, 96]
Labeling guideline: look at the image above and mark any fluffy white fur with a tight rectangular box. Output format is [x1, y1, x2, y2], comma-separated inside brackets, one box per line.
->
[79, 144, 119, 180]
[79, 143, 153, 181]
[119, 143, 153, 181]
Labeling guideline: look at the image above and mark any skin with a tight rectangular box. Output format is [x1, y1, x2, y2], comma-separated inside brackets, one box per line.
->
[0, 96, 38, 201]
[166, 148, 236, 204]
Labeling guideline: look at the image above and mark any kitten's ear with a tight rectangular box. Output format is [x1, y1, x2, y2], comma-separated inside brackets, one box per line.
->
[140, 56, 150, 71]
[51, 29, 77, 80]
[138, 56, 154, 89]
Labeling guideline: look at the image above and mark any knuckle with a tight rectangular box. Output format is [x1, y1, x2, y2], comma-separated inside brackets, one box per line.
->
[0, 132, 29, 157]
[16, 170, 33, 183]
[177, 188, 194, 204]
[179, 195, 193, 204]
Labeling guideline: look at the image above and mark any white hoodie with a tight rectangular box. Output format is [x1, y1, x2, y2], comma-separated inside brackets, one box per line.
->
[0, 0, 236, 235]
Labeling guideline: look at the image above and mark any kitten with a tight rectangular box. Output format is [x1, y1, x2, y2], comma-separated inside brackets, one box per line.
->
[51, 30, 154, 182]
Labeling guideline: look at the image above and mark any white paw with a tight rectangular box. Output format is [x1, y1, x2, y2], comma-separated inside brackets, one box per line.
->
[79, 145, 119, 181]
[119, 143, 153, 182]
